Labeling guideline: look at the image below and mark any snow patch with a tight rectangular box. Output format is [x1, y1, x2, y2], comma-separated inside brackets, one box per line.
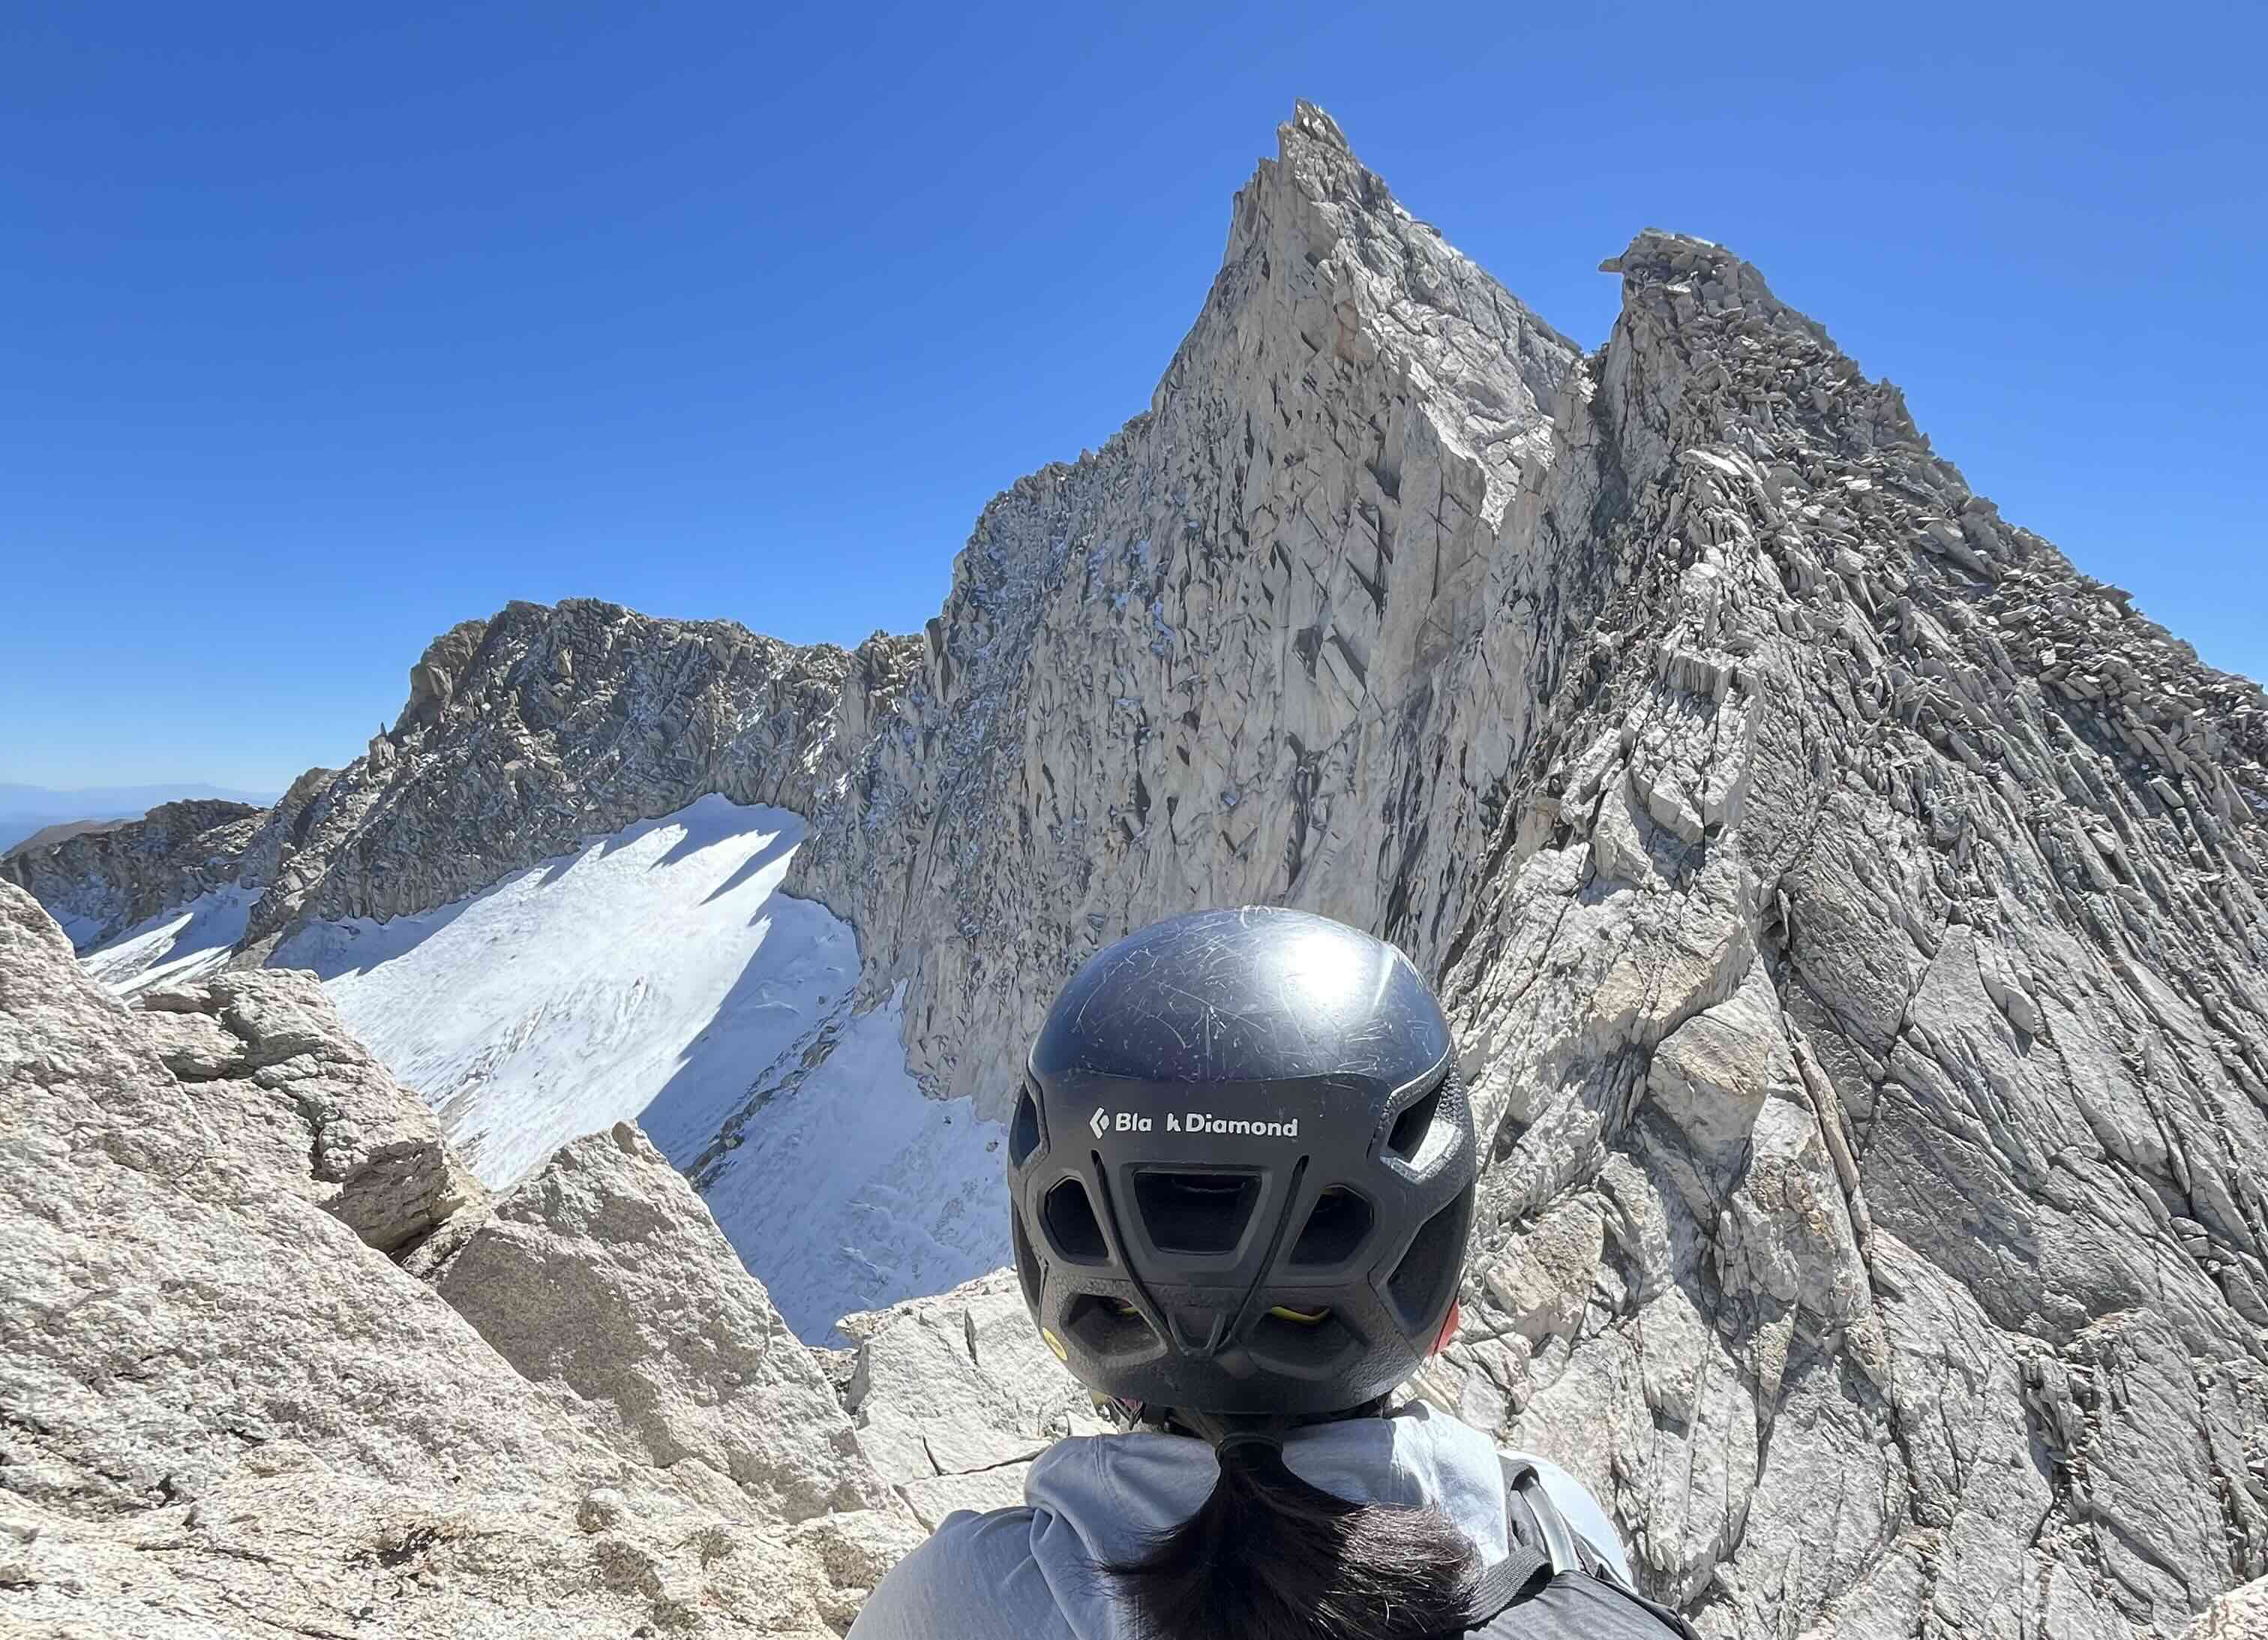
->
[81, 885, 254, 997]
[658, 981, 1009, 1341]
[275, 797, 826, 1184]
[259, 794, 1006, 1341]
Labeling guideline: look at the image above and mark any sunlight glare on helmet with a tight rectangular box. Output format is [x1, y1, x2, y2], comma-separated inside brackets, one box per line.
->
[1274, 922, 1378, 1023]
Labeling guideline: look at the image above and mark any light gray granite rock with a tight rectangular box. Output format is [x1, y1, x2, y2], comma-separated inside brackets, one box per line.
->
[435, 1120, 897, 1525]
[0, 882, 897, 1636]
[2186, 1578, 2268, 1638]
[131, 968, 483, 1254]
[1412, 219, 2268, 1635]
[794, 101, 1587, 1120]
[837, 1271, 1111, 1528]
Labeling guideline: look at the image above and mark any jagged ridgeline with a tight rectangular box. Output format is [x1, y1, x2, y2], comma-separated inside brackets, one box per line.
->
[8, 102, 2268, 1636]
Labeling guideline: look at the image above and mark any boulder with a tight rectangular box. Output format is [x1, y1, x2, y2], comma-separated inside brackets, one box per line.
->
[133, 968, 483, 1255]
[2187, 1578, 2268, 1638]
[435, 1121, 894, 1525]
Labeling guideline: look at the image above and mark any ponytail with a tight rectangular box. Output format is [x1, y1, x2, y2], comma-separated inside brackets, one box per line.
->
[1106, 1432, 1480, 1640]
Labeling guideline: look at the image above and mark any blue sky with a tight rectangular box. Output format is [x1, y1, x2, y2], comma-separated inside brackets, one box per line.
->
[4, 2, 2261, 791]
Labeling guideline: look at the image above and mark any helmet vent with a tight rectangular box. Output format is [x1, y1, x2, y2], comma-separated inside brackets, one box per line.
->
[1384, 1080, 1445, 1166]
[1066, 1293, 1161, 1359]
[1132, 1170, 1260, 1256]
[1288, 1186, 1374, 1266]
[1386, 1182, 1474, 1332]
[1012, 1209, 1043, 1310]
[1043, 1178, 1109, 1263]
[1009, 1084, 1043, 1169]
[1247, 1306, 1358, 1376]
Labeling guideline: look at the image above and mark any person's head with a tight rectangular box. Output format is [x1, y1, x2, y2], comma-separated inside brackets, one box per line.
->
[1007, 906, 1484, 1640]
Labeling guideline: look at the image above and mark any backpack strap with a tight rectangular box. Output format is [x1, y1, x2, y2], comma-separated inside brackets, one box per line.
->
[1459, 1459, 1571, 1627]
[1502, 1460, 1582, 1576]
[1482, 1456, 1705, 1640]
[1459, 1534, 1550, 1629]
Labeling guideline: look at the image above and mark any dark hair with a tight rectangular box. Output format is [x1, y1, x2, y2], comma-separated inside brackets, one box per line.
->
[1108, 1435, 1480, 1640]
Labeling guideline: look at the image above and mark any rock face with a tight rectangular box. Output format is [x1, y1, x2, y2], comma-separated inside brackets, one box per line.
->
[836, 1272, 1112, 1529]
[11, 101, 2268, 1637]
[821, 109, 2268, 1635]
[790, 103, 1586, 1116]
[2188, 1578, 2268, 1638]
[0, 881, 908, 1636]
[434, 1121, 895, 1525]
[134, 969, 483, 1254]
[1399, 224, 2268, 1637]
[0, 797, 262, 948]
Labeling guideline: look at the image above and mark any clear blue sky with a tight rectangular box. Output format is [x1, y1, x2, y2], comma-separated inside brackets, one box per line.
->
[4, 2, 2261, 791]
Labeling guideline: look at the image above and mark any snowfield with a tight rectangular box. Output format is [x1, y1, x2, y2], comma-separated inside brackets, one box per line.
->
[88, 796, 1007, 1341]
[80, 884, 254, 996]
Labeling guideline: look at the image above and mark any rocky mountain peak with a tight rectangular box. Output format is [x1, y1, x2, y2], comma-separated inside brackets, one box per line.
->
[1186, 101, 1579, 494]
[0, 796, 263, 951]
[227, 596, 873, 951]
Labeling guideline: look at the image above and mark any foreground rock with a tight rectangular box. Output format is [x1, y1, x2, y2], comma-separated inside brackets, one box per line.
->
[838, 1272, 1111, 1528]
[434, 1121, 896, 1525]
[0, 882, 899, 1636]
[2187, 1578, 2268, 1638]
[134, 968, 482, 1254]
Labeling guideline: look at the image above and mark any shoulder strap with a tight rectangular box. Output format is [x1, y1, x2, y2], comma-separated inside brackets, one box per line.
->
[1460, 1536, 1550, 1629]
[1459, 1460, 1567, 1628]
[1481, 1456, 1705, 1640]
[1501, 1460, 1581, 1576]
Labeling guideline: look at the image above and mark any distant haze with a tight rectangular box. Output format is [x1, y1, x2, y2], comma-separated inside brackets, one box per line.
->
[0, 782, 278, 856]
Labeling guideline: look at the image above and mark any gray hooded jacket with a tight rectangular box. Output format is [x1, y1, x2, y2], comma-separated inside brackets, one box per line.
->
[847, 1403, 1629, 1640]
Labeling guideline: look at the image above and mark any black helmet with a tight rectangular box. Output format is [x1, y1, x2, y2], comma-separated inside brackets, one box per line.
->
[1006, 906, 1477, 1417]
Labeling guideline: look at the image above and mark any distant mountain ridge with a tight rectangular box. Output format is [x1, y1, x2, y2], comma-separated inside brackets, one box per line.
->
[0, 780, 280, 855]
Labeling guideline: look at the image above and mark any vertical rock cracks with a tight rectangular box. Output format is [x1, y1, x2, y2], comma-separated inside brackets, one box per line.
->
[1416, 230, 2268, 1637]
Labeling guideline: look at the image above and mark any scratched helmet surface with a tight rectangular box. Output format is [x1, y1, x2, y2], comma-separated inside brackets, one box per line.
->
[1006, 906, 1477, 1416]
